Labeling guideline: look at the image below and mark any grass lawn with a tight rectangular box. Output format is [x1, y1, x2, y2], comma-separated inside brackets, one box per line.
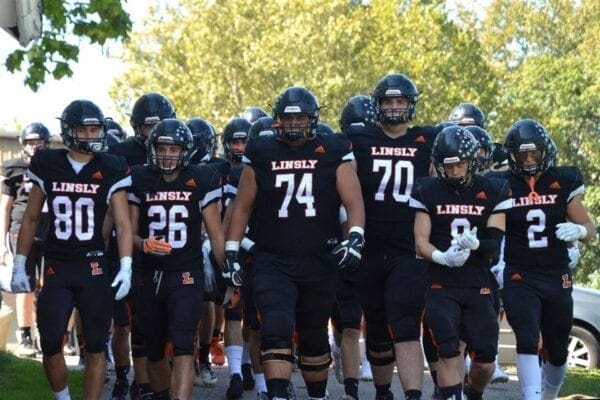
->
[560, 367, 600, 398]
[0, 351, 83, 400]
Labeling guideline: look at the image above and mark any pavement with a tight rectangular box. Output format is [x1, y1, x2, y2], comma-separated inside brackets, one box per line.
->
[1, 291, 522, 399]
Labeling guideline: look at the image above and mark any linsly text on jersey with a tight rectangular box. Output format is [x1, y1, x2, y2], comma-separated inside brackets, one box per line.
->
[436, 204, 485, 216]
[370, 146, 417, 157]
[513, 194, 557, 207]
[271, 160, 318, 170]
[145, 191, 192, 202]
[51, 182, 100, 194]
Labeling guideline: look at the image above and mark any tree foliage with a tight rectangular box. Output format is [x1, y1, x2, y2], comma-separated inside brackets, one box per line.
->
[4, 0, 131, 91]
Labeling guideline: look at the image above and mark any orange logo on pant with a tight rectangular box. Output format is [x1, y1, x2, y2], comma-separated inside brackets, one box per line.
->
[182, 272, 194, 285]
[90, 262, 103, 276]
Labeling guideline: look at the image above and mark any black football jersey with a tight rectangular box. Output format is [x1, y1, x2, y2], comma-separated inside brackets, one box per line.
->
[128, 164, 222, 271]
[350, 125, 440, 254]
[500, 166, 584, 276]
[28, 149, 131, 260]
[410, 175, 511, 287]
[109, 138, 147, 166]
[244, 134, 353, 256]
[1, 157, 51, 238]
[223, 164, 243, 210]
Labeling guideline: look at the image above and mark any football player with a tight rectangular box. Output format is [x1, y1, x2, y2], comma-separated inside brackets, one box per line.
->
[338, 95, 379, 134]
[349, 73, 440, 400]
[498, 120, 595, 400]
[0, 122, 50, 357]
[447, 103, 487, 128]
[411, 126, 511, 400]
[11, 100, 133, 400]
[129, 118, 224, 400]
[241, 107, 270, 123]
[225, 86, 365, 400]
[108, 92, 176, 400]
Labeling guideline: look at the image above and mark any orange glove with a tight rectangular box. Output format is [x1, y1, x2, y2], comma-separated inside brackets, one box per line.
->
[142, 236, 172, 255]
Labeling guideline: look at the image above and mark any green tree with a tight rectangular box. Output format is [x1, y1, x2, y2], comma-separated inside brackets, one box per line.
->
[5, 0, 132, 91]
[111, 0, 496, 130]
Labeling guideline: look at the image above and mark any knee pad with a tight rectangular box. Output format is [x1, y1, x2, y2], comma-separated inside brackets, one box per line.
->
[40, 335, 65, 357]
[514, 333, 540, 356]
[468, 348, 496, 364]
[541, 345, 568, 366]
[261, 336, 293, 353]
[299, 353, 331, 372]
[366, 340, 395, 366]
[260, 348, 294, 365]
[436, 341, 461, 360]
[172, 335, 195, 357]
[84, 330, 107, 354]
[389, 312, 421, 343]
[298, 328, 330, 357]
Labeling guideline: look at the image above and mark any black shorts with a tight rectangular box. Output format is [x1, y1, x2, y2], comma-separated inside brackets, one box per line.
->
[37, 257, 112, 356]
[424, 285, 498, 363]
[358, 252, 427, 343]
[138, 268, 204, 361]
[502, 268, 573, 364]
[253, 250, 337, 353]
[331, 276, 362, 332]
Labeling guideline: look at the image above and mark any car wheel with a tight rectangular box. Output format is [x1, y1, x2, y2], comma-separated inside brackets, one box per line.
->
[567, 325, 599, 369]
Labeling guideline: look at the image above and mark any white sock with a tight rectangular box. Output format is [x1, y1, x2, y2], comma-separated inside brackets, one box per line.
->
[226, 345, 243, 375]
[517, 354, 541, 400]
[54, 387, 71, 400]
[255, 373, 267, 392]
[541, 361, 567, 400]
[242, 341, 251, 365]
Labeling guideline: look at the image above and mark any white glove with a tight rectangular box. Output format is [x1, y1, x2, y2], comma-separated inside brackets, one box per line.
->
[112, 257, 132, 300]
[10, 254, 31, 293]
[432, 245, 471, 268]
[568, 243, 581, 270]
[555, 222, 587, 242]
[456, 227, 480, 250]
[490, 262, 505, 289]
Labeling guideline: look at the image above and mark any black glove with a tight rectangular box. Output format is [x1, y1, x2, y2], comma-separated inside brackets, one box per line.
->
[223, 250, 243, 287]
[332, 229, 364, 271]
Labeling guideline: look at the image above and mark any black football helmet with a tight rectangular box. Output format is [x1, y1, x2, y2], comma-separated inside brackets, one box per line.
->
[105, 119, 125, 142]
[504, 119, 553, 177]
[272, 86, 320, 143]
[20, 122, 50, 158]
[186, 117, 217, 163]
[104, 132, 121, 148]
[130, 93, 176, 142]
[448, 103, 486, 128]
[372, 73, 419, 125]
[59, 100, 107, 154]
[221, 118, 251, 162]
[463, 125, 494, 173]
[339, 95, 378, 131]
[317, 122, 336, 136]
[241, 107, 269, 123]
[432, 125, 479, 189]
[146, 118, 194, 174]
[248, 116, 275, 141]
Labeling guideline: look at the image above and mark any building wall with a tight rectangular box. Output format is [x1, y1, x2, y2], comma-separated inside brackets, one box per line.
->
[0, 132, 64, 165]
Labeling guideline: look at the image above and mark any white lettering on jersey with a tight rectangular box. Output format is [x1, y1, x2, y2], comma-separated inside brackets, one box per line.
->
[271, 160, 318, 171]
[145, 191, 192, 202]
[513, 194, 557, 208]
[436, 204, 485, 216]
[51, 182, 100, 194]
[370, 146, 417, 157]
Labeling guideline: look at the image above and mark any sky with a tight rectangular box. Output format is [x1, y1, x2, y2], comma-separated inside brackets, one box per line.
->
[0, 0, 485, 137]
[0, 1, 148, 136]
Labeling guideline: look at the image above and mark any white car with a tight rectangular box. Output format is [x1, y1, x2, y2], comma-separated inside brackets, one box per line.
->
[499, 286, 600, 369]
